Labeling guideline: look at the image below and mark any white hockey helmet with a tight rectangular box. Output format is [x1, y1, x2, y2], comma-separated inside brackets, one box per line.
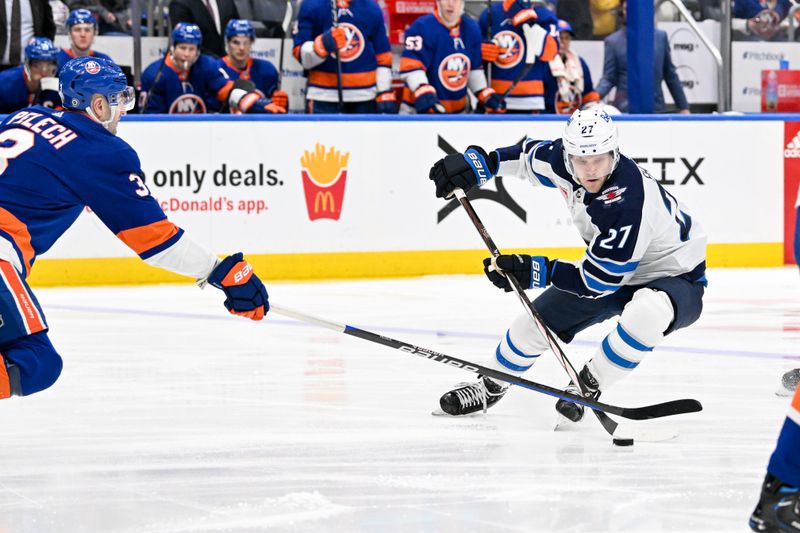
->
[561, 108, 620, 179]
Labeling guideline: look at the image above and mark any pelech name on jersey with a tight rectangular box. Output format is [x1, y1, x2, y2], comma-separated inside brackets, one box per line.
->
[5, 111, 78, 150]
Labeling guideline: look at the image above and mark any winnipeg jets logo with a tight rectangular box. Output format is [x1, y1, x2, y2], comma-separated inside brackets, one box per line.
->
[597, 186, 627, 204]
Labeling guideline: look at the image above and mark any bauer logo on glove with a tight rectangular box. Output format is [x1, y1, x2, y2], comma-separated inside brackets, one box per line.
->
[207, 252, 269, 320]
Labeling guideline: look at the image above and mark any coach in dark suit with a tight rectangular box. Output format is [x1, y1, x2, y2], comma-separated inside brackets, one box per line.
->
[0, 0, 55, 70]
[169, 0, 237, 57]
[595, 0, 690, 114]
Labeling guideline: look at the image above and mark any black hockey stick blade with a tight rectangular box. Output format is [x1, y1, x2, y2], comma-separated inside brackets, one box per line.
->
[617, 398, 703, 420]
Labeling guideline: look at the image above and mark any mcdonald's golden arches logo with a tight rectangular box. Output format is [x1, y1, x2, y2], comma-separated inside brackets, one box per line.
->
[300, 144, 350, 221]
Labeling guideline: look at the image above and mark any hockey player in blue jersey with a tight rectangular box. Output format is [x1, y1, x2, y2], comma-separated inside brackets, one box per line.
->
[0, 37, 61, 114]
[428, 109, 707, 419]
[141, 23, 285, 114]
[399, 0, 504, 114]
[0, 57, 268, 400]
[292, 0, 396, 114]
[478, 0, 559, 113]
[749, 386, 800, 532]
[217, 19, 288, 113]
[56, 9, 113, 72]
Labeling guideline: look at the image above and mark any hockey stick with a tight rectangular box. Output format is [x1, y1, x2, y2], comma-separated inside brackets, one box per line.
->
[452, 189, 701, 440]
[271, 303, 702, 421]
[485, 0, 493, 86]
[141, 29, 174, 112]
[330, 0, 344, 112]
[277, 0, 293, 89]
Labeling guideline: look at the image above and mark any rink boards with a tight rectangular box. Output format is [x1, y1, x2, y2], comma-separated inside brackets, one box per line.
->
[24, 115, 797, 286]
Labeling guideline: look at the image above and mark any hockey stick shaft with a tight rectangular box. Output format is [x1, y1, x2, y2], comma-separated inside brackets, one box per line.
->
[278, 0, 293, 88]
[485, 0, 493, 85]
[331, 0, 344, 112]
[270, 304, 701, 421]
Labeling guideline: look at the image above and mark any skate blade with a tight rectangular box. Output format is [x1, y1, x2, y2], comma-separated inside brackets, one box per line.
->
[431, 408, 485, 417]
[553, 414, 583, 431]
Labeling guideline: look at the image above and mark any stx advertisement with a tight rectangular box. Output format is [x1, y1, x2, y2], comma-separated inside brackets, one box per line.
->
[41, 117, 783, 271]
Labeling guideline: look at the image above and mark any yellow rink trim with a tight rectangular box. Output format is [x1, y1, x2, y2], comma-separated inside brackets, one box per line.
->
[26, 242, 784, 287]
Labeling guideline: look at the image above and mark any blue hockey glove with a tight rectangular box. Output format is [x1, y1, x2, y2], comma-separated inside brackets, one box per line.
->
[376, 91, 398, 114]
[429, 145, 497, 198]
[207, 253, 269, 320]
[483, 254, 553, 291]
[313, 26, 347, 57]
[477, 88, 506, 113]
[413, 84, 441, 113]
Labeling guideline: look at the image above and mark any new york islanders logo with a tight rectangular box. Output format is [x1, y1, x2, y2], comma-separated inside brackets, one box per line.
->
[84, 60, 101, 74]
[438, 53, 470, 91]
[169, 94, 206, 114]
[337, 23, 365, 63]
[494, 31, 524, 69]
[300, 143, 350, 221]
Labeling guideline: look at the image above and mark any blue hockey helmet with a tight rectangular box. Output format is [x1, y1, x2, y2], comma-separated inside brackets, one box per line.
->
[67, 8, 98, 30]
[224, 19, 255, 41]
[172, 22, 203, 46]
[557, 19, 574, 36]
[59, 56, 134, 112]
[24, 37, 58, 63]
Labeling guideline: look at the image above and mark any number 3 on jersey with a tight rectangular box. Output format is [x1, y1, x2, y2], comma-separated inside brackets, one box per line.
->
[0, 129, 35, 174]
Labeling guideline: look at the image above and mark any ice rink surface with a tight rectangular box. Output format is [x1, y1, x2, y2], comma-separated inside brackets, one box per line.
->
[1, 267, 798, 532]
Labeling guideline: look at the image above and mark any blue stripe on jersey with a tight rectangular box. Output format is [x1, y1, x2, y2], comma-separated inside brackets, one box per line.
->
[495, 344, 533, 372]
[602, 337, 640, 369]
[506, 330, 539, 359]
[616, 323, 654, 352]
[139, 227, 184, 260]
[528, 143, 557, 188]
[587, 251, 640, 274]
[582, 260, 624, 285]
[582, 271, 620, 293]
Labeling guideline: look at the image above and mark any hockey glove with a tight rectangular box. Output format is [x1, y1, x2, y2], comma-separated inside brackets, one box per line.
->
[481, 40, 502, 63]
[413, 84, 441, 113]
[36, 76, 62, 108]
[477, 87, 506, 113]
[503, 0, 538, 26]
[207, 253, 269, 320]
[483, 254, 553, 292]
[270, 89, 289, 110]
[429, 145, 497, 198]
[314, 26, 347, 57]
[376, 91, 398, 114]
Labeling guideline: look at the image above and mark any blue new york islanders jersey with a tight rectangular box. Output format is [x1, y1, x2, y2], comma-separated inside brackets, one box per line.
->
[292, 0, 392, 103]
[217, 56, 279, 98]
[140, 54, 233, 114]
[479, 4, 558, 111]
[493, 137, 706, 297]
[0, 106, 185, 278]
[56, 49, 113, 73]
[400, 13, 483, 113]
[0, 66, 34, 114]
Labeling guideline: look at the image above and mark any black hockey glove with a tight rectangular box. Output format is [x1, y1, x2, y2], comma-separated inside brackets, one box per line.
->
[429, 145, 497, 199]
[483, 254, 554, 292]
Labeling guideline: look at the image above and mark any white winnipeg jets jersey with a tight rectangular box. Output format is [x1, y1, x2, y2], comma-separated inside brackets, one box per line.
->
[495, 138, 707, 298]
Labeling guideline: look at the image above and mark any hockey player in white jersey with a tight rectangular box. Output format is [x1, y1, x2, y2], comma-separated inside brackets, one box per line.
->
[428, 109, 707, 420]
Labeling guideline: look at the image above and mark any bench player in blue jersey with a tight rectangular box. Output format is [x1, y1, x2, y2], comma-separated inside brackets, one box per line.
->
[217, 19, 288, 114]
[750, 386, 800, 532]
[56, 9, 113, 72]
[428, 109, 707, 420]
[399, 0, 504, 114]
[0, 38, 61, 114]
[141, 22, 285, 114]
[0, 57, 268, 400]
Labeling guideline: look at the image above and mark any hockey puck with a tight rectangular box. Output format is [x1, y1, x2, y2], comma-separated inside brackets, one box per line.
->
[612, 438, 634, 447]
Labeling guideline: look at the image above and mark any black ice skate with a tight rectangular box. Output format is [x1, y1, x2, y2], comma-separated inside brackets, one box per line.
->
[777, 368, 800, 397]
[749, 473, 800, 533]
[554, 365, 600, 423]
[439, 376, 508, 416]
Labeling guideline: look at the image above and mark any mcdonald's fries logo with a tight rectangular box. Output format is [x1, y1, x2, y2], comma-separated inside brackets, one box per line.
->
[300, 143, 349, 221]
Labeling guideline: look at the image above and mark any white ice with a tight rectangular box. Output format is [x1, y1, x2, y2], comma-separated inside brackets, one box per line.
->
[0, 267, 798, 532]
